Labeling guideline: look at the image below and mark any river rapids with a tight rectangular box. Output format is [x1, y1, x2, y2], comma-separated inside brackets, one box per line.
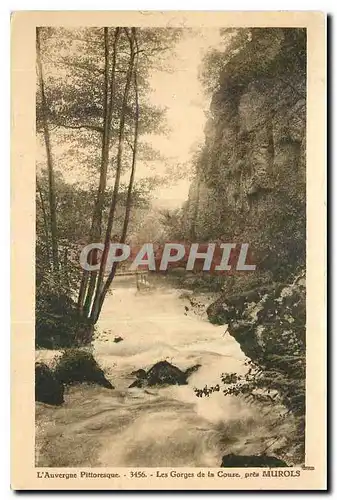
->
[35, 276, 292, 467]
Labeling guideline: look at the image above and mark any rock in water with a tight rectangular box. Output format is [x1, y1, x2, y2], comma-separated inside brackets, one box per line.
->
[221, 454, 288, 467]
[128, 379, 146, 389]
[128, 369, 147, 388]
[184, 364, 201, 379]
[130, 369, 147, 379]
[54, 349, 114, 389]
[35, 362, 64, 406]
[146, 361, 188, 386]
[129, 361, 188, 388]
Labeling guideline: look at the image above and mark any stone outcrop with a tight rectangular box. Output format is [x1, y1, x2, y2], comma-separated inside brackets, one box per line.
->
[207, 271, 305, 416]
[54, 349, 114, 389]
[35, 350, 114, 405]
[184, 363, 201, 379]
[129, 361, 201, 388]
[208, 271, 305, 464]
[35, 362, 64, 406]
[220, 454, 288, 468]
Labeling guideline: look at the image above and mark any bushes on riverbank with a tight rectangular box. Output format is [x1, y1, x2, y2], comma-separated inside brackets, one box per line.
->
[35, 349, 113, 405]
[54, 349, 113, 388]
[36, 291, 94, 349]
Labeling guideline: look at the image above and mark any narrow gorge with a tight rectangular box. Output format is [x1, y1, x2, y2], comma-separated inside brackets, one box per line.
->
[35, 27, 307, 469]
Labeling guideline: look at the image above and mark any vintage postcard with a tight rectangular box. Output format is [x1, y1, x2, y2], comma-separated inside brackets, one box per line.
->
[11, 11, 326, 490]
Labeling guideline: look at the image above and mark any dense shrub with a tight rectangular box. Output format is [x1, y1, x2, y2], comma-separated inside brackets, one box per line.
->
[54, 349, 113, 388]
[35, 362, 64, 405]
[35, 289, 93, 349]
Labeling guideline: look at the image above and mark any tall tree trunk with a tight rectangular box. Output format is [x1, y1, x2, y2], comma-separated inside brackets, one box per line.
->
[91, 29, 140, 323]
[36, 28, 59, 275]
[90, 28, 137, 323]
[36, 177, 51, 268]
[121, 31, 140, 243]
[190, 174, 201, 241]
[93, 27, 120, 235]
[63, 246, 70, 293]
[82, 27, 111, 317]
[78, 27, 120, 316]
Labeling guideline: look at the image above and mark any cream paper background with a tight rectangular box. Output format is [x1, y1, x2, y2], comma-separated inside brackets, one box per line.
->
[11, 10, 326, 490]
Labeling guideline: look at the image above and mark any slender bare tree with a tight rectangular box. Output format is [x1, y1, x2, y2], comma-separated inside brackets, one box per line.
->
[36, 28, 59, 275]
[78, 27, 120, 315]
[92, 28, 140, 322]
[90, 28, 138, 321]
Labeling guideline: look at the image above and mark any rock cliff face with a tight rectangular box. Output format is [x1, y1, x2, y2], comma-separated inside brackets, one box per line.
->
[207, 272, 305, 398]
[186, 29, 306, 278]
[207, 271, 306, 462]
[187, 30, 307, 464]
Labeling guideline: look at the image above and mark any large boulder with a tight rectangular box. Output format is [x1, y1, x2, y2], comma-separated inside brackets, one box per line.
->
[184, 364, 201, 379]
[221, 454, 288, 467]
[128, 379, 146, 389]
[129, 361, 202, 388]
[54, 349, 114, 389]
[146, 361, 187, 386]
[35, 362, 64, 406]
[129, 361, 188, 388]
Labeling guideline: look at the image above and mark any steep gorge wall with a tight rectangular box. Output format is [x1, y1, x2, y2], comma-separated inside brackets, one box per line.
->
[186, 29, 306, 280]
[185, 31, 307, 464]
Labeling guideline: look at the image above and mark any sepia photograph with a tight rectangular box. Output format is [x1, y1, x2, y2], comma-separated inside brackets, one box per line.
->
[11, 10, 326, 490]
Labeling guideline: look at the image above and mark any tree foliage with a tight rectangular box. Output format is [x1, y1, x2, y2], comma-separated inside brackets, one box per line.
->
[36, 26, 182, 346]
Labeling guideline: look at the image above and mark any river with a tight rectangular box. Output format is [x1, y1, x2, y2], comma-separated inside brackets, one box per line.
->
[35, 275, 291, 467]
